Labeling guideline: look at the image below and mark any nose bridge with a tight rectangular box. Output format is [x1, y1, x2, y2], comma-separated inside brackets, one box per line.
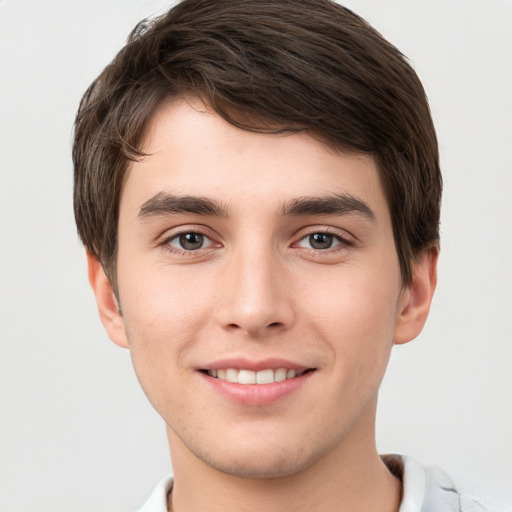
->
[216, 237, 294, 336]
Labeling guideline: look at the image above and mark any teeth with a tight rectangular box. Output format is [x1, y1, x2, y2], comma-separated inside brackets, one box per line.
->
[274, 368, 287, 382]
[206, 368, 306, 384]
[226, 368, 238, 383]
[238, 369, 256, 384]
[256, 369, 274, 384]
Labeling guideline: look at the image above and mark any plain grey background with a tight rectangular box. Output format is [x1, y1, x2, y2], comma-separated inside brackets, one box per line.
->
[1, 1, 511, 510]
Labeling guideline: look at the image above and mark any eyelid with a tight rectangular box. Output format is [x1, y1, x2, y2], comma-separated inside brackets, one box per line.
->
[296, 234, 342, 250]
[292, 225, 356, 246]
[167, 232, 215, 251]
[157, 224, 222, 253]
[156, 223, 216, 241]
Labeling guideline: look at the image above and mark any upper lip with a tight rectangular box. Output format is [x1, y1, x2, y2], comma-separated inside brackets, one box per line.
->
[198, 357, 312, 372]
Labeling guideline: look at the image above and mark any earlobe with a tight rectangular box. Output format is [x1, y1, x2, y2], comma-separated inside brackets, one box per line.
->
[393, 246, 439, 345]
[86, 251, 129, 349]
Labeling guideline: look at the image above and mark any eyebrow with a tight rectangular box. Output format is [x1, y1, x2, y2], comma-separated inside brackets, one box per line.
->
[281, 194, 376, 222]
[138, 191, 375, 222]
[138, 192, 229, 219]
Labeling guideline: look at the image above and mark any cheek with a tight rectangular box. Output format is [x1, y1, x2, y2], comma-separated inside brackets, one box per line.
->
[121, 258, 212, 318]
[303, 266, 401, 369]
[118, 268, 212, 414]
[118, 265, 216, 365]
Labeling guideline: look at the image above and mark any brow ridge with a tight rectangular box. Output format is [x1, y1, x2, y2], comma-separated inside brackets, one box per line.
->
[281, 194, 376, 221]
[138, 192, 229, 219]
[138, 192, 375, 223]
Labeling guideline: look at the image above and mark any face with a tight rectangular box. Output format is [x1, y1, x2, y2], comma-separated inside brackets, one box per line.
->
[106, 97, 420, 478]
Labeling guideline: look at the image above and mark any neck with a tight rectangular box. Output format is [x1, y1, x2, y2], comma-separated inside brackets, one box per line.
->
[166, 401, 401, 512]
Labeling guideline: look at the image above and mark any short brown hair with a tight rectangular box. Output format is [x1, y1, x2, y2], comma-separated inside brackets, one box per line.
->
[73, 0, 441, 287]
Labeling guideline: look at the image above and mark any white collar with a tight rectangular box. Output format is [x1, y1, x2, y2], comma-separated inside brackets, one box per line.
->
[138, 455, 490, 512]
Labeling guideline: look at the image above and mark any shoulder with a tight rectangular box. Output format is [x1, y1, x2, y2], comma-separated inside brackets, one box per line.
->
[385, 454, 512, 512]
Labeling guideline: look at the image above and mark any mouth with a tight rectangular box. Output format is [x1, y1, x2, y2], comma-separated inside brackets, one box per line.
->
[200, 367, 315, 385]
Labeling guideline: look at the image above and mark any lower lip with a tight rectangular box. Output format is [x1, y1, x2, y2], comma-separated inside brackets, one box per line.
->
[200, 371, 314, 406]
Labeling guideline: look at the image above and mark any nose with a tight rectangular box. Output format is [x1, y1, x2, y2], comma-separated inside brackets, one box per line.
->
[215, 246, 295, 338]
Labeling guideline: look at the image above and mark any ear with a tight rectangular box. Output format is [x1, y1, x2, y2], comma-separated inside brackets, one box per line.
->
[86, 251, 129, 348]
[393, 246, 439, 345]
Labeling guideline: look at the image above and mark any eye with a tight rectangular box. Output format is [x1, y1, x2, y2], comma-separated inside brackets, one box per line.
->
[167, 232, 214, 251]
[296, 232, 346, 250]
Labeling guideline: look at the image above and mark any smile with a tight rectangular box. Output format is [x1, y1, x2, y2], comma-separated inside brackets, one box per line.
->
[204, 368, 310, 384]
[200, 364, 316, 405]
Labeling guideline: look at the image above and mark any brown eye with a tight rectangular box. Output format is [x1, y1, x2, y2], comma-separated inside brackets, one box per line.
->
[180, 233, 204, 250]
[296, 231, 348, 251]
[308, 233, 334, 249]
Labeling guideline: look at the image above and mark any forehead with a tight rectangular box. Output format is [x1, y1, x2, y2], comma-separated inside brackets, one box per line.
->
[121, 96, 389, 220]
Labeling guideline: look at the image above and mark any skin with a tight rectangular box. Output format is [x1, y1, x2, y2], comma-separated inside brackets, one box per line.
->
[88, 96, 438, 512]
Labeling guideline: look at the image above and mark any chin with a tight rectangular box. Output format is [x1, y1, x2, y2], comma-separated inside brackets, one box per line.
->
[187, 433, 329, 480]
[199, 451, 311, 479]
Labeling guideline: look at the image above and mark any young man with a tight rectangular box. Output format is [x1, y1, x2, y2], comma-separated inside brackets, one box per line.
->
[72, 1, 487, 510]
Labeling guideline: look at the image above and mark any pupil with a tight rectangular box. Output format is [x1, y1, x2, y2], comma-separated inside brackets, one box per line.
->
[310, 233, 333, 249]
[180, 233, 204, 250]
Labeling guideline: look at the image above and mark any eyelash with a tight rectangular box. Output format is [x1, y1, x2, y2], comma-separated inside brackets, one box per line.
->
[160, 227, 218, 256]
[294, 228, 355, 253]
[159, 227, 355, 256]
